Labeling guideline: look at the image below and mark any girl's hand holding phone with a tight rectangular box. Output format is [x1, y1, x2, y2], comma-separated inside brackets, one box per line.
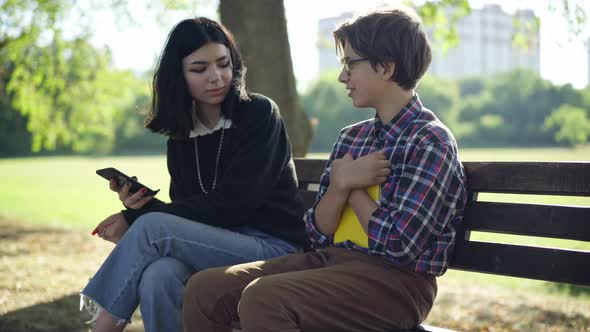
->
[110, 177, 154, 209]
[120, 183, 156, 209]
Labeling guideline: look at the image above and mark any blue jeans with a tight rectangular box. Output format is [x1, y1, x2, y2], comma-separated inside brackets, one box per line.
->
[81, 212, 299, 332]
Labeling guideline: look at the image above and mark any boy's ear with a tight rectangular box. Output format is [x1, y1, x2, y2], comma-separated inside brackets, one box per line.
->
[381, 62, 396, 81]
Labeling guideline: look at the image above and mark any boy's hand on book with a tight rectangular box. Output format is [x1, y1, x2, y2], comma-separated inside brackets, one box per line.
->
[331, 153, 355, 192]
[332, 151, 391, 190]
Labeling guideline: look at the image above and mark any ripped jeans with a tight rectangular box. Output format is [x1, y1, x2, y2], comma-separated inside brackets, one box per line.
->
[81, 212, 299, 332]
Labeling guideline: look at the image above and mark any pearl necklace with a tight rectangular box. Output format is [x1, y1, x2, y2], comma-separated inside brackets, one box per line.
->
[194, 119, 225, 195]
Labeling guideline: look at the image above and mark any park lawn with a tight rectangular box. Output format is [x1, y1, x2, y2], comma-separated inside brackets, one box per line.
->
[0, 156, 170, 229]
[0, 147, 589, 331]
[1, 146, 589, 229]
[0, 216, 588, 331]
[1, 146, 589, 253]
[1, 146, 589, 254]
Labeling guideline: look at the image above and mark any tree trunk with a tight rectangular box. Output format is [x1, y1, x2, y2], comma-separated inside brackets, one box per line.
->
[219, 0, 312, 157]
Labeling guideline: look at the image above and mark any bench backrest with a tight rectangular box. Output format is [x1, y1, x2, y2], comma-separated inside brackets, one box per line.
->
[294, 159, 590, 286]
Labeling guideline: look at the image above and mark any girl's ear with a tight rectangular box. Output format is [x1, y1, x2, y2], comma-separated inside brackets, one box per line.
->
[381, 62, 396, 81]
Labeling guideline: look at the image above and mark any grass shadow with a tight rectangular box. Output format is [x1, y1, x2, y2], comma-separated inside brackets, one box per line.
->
[0, 293, 88, 332]
[0, 221, 68, 257]
[0, 224, 67, 240]
[511, 304, 590, 330]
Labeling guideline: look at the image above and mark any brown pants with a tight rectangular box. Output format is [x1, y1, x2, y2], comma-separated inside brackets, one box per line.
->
[183, 247, 437, 332]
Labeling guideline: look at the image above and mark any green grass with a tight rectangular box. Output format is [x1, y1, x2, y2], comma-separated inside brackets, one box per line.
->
[0, 156, 170, 228]
[1, 219, 586, 332]
[1, 146, 589, 229]
[3, 147, 586, 295]
[1, 147, 589, 331]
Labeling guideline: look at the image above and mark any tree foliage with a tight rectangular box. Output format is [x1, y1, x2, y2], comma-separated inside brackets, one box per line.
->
[0, 0, 194, 155]
[303, 69, 590, 151]
[6, 35, 147, 152]
[0, 0, 587, 155]
[545, 104, 590, 146]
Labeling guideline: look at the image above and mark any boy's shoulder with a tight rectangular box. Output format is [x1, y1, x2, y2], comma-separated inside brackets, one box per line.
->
[408, 106, 457, 148]
[338, 118, 374, 137]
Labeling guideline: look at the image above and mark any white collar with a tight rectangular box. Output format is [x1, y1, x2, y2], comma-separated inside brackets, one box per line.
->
[189, 112, 232, 138]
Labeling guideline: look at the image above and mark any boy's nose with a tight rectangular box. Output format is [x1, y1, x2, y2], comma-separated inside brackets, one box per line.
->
[338, 67, 349, 83]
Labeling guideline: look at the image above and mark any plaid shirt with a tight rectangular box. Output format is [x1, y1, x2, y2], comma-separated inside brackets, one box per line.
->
[305, 95, 466, 276]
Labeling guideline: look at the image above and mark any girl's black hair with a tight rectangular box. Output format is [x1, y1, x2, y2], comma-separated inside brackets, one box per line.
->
[146, 17, 249, 138]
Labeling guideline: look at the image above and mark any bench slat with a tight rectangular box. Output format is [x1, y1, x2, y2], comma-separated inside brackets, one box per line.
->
[300, 190, 318, 211]
[296, 160, 590, 196]
[463, 162, 590, 196]
[294, 159, 590, 287]
[451, 241, 590, 286]
[295, 158, 326, 183]
[464, 201, 590, 242]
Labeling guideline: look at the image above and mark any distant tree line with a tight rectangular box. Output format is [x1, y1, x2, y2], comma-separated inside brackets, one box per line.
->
[1, 1, 588, 157]
[303, 69, 590, 152]
[2, 67, 589, 156]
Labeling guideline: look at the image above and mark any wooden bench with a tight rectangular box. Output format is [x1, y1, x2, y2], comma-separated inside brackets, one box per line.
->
[293, 158, 590, 332]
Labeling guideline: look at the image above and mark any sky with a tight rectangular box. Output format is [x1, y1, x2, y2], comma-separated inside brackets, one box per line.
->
[89, 0, 590, 90]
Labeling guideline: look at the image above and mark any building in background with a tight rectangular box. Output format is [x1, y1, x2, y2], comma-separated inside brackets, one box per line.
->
[317, 12, 353, 74]
[428, 4, 540, 78]
[317, 4, 540, 79]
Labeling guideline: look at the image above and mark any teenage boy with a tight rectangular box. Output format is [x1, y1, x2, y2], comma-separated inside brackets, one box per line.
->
[182, 7, 466, 332]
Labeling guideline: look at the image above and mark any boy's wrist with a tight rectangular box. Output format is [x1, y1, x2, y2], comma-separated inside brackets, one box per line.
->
[327, 181, 351, 199]
[347, 188, 363, 203]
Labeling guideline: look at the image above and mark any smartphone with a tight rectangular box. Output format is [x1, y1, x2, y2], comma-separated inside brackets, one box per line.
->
[96, 167, 160, 196]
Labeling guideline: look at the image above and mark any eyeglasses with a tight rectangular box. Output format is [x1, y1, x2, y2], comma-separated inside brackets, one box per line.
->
[340, 57, 369, 74]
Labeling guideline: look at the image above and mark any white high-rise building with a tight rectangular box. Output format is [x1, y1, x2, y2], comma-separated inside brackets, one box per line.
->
[428, 4, 540, 78]
[317, 4, 540, 79]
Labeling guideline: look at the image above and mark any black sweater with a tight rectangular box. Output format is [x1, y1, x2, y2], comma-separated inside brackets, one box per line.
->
[121, 94, 310, 249]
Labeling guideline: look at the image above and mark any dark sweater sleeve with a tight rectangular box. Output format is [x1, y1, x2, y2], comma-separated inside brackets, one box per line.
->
[121, 98, 292, 227]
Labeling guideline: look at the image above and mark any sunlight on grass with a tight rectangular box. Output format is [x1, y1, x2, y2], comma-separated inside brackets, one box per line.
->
[1, 147, 588, 229]
[1, 147, 589, 331]
[469, 231, 590, 251]
[0, 156, 169, 228]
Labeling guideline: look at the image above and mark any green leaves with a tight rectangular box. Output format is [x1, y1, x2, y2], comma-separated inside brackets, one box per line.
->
[1, 0, 152, 154]
[4, 30, 145, 153]
[303, 69, 590, 150]
[416, 0, 471, 53]
[545, 104, 590, 146]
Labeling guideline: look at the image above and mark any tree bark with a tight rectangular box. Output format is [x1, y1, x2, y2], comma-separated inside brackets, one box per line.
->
[219, 0, 312, 156]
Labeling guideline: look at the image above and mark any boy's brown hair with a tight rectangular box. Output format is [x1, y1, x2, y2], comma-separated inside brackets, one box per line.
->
[334, 7, 431, 90]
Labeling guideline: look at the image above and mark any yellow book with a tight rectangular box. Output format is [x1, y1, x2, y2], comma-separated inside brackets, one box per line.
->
[334, 185, 380, 248]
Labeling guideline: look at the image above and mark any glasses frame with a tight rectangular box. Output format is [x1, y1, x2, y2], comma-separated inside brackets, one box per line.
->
[340, 57, 369, 74]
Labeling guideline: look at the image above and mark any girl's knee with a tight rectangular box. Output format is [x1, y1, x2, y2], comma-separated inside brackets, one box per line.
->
[132, 212, 166, 228]
[139, 258, 191, 293]
[127, 212, 169, 239]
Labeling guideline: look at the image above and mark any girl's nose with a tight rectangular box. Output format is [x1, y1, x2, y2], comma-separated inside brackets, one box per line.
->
[208, 68, 221, 82]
